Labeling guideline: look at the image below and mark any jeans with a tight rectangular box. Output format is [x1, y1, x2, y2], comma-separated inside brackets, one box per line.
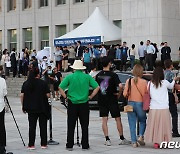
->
[130, 55, 135, 69]
[127, 102, 146, 143]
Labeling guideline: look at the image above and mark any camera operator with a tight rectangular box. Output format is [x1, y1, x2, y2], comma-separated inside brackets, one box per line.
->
[0, 65, 13, 154]
[42, 64, 55, 100]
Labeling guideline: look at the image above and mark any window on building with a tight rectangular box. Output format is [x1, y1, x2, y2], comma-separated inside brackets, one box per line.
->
[113, 20, 122, 29]
[8, 0, 16, 11]
[40, 0, 48, 7]
[40, 27, 49, 50]
[24, 0, 32, 9]
[56, 25, 66, 37]
[57, 0, 66, 5]
[0, 31, 1, 49]
[24, 28, 32, 50]
[74, 0, 84, 3]
[73, 23, 82, 29]
[9, 29, 17, 51]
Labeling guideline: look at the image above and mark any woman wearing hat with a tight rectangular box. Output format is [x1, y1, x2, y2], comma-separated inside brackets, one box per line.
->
[59, 60, 99, 151]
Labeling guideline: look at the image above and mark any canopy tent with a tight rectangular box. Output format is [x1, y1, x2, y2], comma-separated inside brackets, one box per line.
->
[54, 7, 121, 46]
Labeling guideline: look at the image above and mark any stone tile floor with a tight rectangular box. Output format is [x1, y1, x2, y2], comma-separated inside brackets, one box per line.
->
[5, 97, 180, 154]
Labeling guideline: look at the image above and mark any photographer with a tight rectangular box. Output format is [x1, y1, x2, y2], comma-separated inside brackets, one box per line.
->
[42, 64, 55, 100]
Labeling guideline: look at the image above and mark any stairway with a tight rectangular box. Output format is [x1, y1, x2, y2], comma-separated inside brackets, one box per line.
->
[6, 77, 26, 97]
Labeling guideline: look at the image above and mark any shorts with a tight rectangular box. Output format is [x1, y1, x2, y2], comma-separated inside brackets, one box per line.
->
[99, 103, 120, 118]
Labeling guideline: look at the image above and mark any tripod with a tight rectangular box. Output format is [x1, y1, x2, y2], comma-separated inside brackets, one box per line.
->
[47, 100, 59, 145]
[4, 96, 25, 146]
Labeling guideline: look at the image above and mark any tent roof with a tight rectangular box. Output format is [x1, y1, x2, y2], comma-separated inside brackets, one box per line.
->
[55, 7, 121, 42]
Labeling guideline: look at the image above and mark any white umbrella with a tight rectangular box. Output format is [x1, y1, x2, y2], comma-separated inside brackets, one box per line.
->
[36, 48, 50, 61]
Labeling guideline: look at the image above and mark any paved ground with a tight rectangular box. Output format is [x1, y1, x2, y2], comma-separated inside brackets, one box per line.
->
[4, 97, 180, 154]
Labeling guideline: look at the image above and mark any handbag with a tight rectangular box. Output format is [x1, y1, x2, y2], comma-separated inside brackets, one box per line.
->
[124, 78, 133, 112]
[124, 105, 133, 112]
[134, 81, 151, 111]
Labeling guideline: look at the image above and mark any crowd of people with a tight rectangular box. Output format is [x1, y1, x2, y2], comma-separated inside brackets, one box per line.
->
[0, 39, 180, 153]
[0, 39, 179, 80]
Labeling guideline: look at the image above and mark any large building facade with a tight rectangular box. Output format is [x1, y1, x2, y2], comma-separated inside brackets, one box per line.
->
[0, 0, 179, 60]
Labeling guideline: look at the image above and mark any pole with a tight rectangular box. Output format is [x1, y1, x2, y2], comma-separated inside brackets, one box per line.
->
[4, 96, 26, 147]
[47, 100, 59, 145]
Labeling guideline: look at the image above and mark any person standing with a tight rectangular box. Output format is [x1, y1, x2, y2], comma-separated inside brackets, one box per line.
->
[100, 44, 107, 57]
[18, 49, 25, 78]
[0, 66, 13, 154]
[144, 40, 155, 71]
[161, 42, 171, 65]
[0, 68, 7, 152]
[53, 67, 62, 101]
[21, 68, 50, 150]
[83, 48, 92, 73]
[10, 48, 17, 77]
[96, 57, 130, 146]
[164, 59, 180, 137]
[59, 60, 99, 151]
[54, 46, 63, 71]
[62, 46, 69, 72]
[120, 42, 128, 71]
[138, 41, 145, 68]
[75, 41, 84, 59]
[144, 67, 178, 148]
[115, 44, 121, 70]
[123, 64, 147, 147]
[129, 44, 136, 70]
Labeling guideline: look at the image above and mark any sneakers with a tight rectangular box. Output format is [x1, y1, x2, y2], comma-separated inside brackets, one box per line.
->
[119, 138, 131, 145]
[172, 133, 180, 137]
[104, 140, 111, 146]
[132, 142, 139, 148]
[66, 147, 73, 151]
[27, 146, 35, 150]
[137, 136, 145, 146]
[41, 145, 48, 149]
[154, 143, 160, 149]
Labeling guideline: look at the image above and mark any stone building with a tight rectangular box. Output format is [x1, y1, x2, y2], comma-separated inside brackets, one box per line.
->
[0, 0, 179, 60]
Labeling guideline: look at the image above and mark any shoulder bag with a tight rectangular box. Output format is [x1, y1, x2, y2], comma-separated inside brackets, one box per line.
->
[134, 80, 151, 111]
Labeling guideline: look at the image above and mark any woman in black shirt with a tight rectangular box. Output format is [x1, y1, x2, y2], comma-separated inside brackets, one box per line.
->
[21, 68, 50, 150]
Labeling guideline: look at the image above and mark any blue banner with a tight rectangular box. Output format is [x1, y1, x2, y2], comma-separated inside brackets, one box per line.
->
[54, 36, 101, 46]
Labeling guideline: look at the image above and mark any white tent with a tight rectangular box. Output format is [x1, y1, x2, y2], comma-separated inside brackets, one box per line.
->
[54, 7, 121, 45]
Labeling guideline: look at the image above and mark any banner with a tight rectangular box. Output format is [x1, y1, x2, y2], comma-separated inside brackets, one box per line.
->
[54, 36, 101, 46]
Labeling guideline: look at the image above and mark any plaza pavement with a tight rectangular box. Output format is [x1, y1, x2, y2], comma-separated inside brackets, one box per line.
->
[5, 97, 180, 154]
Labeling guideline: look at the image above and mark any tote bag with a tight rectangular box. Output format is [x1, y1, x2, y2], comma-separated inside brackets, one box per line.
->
[142, 82, 151, 111]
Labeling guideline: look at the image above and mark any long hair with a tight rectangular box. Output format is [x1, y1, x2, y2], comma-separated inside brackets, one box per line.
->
[152, 67, 164, 88]
[26, 68, 39, 93]
[132, 64, 143, 84]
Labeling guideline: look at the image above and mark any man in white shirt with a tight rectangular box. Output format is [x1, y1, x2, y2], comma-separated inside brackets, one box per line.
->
[0, 66, 8, 153]
[144, 40, 155, 71]
[100, 45, 107, 57]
